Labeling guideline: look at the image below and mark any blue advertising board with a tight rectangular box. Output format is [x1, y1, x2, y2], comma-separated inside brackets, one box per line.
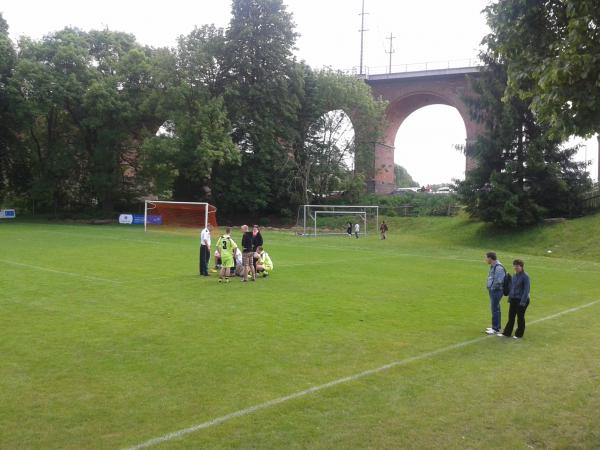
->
[0, 209, 16, 219]
[132, 214, 162, 225]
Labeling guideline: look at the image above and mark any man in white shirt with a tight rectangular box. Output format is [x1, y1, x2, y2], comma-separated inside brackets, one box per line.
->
[199, 224, 213, 276]
[354, 222, 360, 239]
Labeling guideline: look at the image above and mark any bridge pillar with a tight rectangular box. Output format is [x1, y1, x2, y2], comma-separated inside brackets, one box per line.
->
[374, 142, 396, 193]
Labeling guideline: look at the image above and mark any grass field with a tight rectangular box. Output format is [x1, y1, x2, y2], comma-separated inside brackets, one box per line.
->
[1, 216, 600, 449]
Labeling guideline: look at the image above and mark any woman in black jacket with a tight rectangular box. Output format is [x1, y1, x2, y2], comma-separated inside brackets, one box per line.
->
[500, 259, 531, 339]
[252, 225, 264, 272]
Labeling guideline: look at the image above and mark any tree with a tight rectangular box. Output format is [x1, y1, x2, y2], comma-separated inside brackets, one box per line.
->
[394, 165, 419, 188]
[213, 0, 302, 214]
[0, 14, 18, 204]
[9, 28, 166, 212]
[11, 31, 88, 212]
[139, 26, 238, 201]
[287, 68, 386, 207]
[485, 0, 600, 138]
[457, 54, 591, 227]
[292, 109, 355, 204]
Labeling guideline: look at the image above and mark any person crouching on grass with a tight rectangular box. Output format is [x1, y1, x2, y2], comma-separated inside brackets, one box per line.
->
[255, 246, 273, 277]
[498, 259, 531, 339]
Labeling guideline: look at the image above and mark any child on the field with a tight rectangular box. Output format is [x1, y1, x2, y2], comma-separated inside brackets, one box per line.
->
[234, 247, 244, 277]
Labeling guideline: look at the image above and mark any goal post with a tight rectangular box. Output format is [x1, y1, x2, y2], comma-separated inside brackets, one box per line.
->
[144, 200, 217, 232]
[300, 204, 379, 237]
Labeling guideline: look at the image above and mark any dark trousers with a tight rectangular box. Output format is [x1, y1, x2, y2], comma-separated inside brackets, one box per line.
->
[503, 298, 529, 337]
[200, 245, 210, 275]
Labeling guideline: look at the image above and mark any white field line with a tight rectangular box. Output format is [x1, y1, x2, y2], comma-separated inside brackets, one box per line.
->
[124, 298, 600, 450]
[7, 227, 600, 278]
[0, 259, 121, 285]
[12, 226, 600, 274]
[34, 229, 165, 245]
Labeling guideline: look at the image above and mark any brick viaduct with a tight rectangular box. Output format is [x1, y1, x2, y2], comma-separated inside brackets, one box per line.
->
[362, 67, 484, 193]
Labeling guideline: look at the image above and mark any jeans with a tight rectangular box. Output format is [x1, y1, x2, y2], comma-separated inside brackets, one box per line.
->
[488, 289, 503, 331]
[200, 245, 210, 275]
[503, 298, 529, 337]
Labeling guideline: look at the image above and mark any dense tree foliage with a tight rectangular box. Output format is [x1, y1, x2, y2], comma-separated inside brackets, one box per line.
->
[457, 26, 592, 227]
[394, 165, 419, 188]
[0, 14, 19, 205]
[0, 3, 386, 217]
[485, 0, 600, 138]
[139, 26, 238, 201]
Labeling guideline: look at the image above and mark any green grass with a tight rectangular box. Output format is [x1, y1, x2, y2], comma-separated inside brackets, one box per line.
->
[1, 216, 599, 449]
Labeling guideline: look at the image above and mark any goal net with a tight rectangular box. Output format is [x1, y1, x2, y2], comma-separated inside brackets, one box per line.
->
[298, 204, 379, 237]
[144, 201, 217, 232]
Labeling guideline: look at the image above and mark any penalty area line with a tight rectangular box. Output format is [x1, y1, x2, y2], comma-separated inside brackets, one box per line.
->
[124, 298, 600, 450]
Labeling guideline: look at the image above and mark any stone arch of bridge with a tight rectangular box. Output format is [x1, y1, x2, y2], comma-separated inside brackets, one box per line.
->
[373, 91, 482, 193]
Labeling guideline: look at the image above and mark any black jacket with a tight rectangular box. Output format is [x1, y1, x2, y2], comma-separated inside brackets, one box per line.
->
[242, 232, 254, 252]
[252, 232, 263, 251]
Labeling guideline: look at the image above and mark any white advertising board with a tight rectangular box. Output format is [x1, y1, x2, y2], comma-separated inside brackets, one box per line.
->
[119, 214, 133, 224]
[0, 209, 16, 219]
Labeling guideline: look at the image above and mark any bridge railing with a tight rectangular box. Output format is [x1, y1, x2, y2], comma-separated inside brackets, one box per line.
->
[340, 58, 483, 77]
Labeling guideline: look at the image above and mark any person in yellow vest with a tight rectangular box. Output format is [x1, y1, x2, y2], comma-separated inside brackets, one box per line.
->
[255, 246, 273, 277]
[216, 227, 238, 283]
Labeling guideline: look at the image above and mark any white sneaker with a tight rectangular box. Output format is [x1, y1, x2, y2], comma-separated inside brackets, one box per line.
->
[513, 336, 521, 339]
[485, 327, 494, 332]
[496, 332, 506, 336]
[485, 329, 497, 335]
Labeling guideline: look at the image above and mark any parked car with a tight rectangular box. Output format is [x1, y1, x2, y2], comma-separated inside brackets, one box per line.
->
[435, 187, 454, 194]
[389, 187, 419, 195]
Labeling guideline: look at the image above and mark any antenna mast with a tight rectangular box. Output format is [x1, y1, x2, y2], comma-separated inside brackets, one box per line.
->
[359, 0, 369, 75]
[385, 33, 396, 74]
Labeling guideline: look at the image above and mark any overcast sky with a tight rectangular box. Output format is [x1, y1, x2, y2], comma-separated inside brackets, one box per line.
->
[2, 0, 597, 184]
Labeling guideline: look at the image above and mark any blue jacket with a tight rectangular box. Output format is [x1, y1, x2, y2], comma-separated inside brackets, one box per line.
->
[487, 262, 505, 291]
[509, 272, 531, 306]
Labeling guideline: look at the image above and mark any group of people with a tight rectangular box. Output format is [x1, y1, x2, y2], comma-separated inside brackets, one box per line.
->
[199, 224, 273, 283]
[485, 251, 531, 339]
[344, 221, 389, 239]
[346, 222, 360, 238]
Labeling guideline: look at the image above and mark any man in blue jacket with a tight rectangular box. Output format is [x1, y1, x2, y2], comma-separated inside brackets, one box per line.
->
[485, 251, 506, 335]
[499, 259, 531, 339]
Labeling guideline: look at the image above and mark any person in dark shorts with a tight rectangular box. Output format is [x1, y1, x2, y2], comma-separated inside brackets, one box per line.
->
[241, 224, 256, 282]
[346, 221, 352, 237]
[499, 259, 531, 339]
[379, 221, 388, 240]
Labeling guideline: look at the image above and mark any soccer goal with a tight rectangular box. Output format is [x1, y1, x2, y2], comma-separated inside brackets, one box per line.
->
[299, 204, 379, 237]
[144, 201, 217, 232]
